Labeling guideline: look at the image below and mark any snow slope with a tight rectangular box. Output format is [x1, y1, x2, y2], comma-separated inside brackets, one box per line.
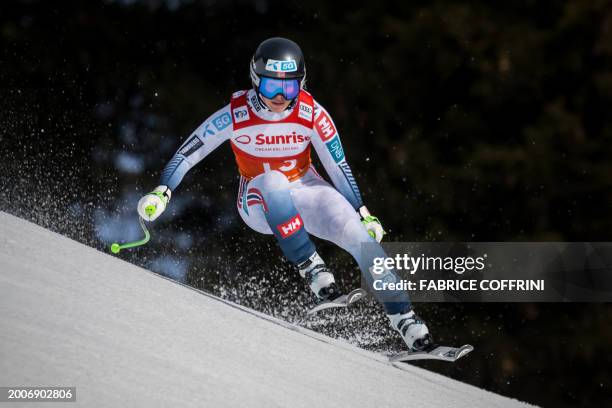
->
[0, 212, 533, 408]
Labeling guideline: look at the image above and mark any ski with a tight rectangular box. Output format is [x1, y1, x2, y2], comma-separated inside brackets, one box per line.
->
[389, 344, 474, 363]
[306, 288, 367, 316]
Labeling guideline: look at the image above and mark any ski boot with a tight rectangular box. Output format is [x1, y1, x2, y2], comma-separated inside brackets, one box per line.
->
[388, 309, 434, 351]
[298, 252, 343, 302]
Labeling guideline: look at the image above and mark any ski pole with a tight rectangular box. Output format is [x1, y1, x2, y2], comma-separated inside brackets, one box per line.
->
[110, 216, 151, 254]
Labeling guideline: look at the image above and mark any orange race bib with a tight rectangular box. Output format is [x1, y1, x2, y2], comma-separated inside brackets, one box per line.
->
[229, 90, 315, 181]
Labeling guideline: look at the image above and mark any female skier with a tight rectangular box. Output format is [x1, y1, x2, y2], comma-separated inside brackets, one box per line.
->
[137, 37, 432, 351]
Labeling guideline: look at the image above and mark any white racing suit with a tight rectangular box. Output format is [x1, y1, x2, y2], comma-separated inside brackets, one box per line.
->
[159, 88, 411, 314]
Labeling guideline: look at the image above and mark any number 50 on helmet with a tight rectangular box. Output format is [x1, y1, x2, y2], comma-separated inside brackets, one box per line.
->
[250, 37, 306, 101]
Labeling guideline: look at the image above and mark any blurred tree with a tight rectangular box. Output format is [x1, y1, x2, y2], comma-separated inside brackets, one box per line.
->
[1, 1, 612, 406]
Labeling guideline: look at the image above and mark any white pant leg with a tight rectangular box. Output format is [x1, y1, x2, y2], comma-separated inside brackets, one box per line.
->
[237, 169, 412, 314]
[236, 175, 273, 235]
[237, 168, 372, 258]
[291, 169, 372, 258]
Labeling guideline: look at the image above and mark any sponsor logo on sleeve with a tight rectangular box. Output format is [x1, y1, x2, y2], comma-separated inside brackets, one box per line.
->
[179, 135, 204, 157]
[326, 135, 345, 163]
[212, 112, 231, 131]
[315, 110, 337, 141]
[233, 106, 250, 123]
[204, 123, 215, 136]
[298, 102, 313, 121]
[277, 214, 304, 238]
[232, 90, 246, 98]
[265, 59, 298, 73]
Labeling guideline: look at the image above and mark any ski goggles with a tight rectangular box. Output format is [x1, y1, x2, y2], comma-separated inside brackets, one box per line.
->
[258, 77, 300, 100]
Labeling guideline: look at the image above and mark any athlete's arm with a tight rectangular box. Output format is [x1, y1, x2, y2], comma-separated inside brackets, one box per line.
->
[310, 100, 364, 210]
[159, 105, 233, 191]
[310, 101, 385, 241]
[137, 105, 232, 221]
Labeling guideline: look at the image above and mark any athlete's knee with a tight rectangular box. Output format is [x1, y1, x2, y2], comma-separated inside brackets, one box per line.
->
[332, 209, 365, 239]
[260, 170, 290, 192]
[334, 216, 375, 255]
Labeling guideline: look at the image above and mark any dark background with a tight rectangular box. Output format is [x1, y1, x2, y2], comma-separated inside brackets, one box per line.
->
[1, 1, 611, 406]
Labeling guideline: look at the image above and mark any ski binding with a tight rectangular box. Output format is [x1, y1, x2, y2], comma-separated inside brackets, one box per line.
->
[306, 288, 366, 316]
[389, 344, 474, 363]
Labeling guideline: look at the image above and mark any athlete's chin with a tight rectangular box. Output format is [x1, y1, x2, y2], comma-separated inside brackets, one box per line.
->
[264, 100, 291, 112]
[270, 104, 288, 112]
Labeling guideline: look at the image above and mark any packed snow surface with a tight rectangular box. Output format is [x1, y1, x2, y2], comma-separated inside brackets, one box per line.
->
[0, 212, 533, 407]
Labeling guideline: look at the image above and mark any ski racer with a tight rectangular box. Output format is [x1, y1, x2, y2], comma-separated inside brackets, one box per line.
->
[137, 37, 433, 351]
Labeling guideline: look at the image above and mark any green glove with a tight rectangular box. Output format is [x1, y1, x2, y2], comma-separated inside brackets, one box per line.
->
[359, 206, 385, 242]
